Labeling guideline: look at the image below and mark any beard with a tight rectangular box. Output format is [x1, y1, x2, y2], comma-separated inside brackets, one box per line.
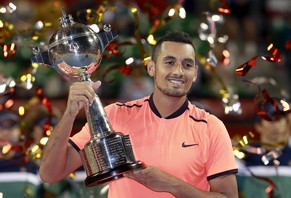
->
[154, 72, 190, 97]
[156, 82, 188, 97]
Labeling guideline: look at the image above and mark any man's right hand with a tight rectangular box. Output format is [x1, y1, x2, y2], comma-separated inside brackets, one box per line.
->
[65, 81, 101, 118]
[39, 81, 101, 183]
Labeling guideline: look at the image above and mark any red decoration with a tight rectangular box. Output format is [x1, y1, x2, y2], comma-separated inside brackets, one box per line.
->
[285, 40, 291, 50]
[248, 169, 277, 198]
[2, 43, 17, 58]
[105, 41, 134, 58]
[218, 0, 231, 15]
[261, 44, 282, 62]
[36, 87, 52, 133]
[134, 1, 171, 23]
[119, 65, 132, 75]
[255, 89, 290, 121]
[235, 56, 257, 76]
[236, 43, 283, 77]
[102, 64, 132, 83]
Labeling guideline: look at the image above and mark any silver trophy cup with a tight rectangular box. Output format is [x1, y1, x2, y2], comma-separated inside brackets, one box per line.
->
[31, 9, 144, 187]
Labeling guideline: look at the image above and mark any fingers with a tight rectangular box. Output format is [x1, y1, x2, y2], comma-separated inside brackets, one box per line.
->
[66, 81, 100, 117]
[92, 80, 101, 92]
[70, 81, 98, 103]
[124, 165, 148, 179]
[70, 85, 92, 103]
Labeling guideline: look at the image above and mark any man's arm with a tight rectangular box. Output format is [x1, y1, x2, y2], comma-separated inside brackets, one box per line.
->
[39, 81, 101, 183]
[39, 111, 82, 182]
[126, 166, 238, 198]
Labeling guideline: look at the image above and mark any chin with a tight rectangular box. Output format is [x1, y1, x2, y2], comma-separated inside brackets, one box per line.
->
[167, 92, 187, 97]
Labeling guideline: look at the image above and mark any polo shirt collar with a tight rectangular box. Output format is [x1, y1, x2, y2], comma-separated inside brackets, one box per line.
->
[149, 94, 188, 119]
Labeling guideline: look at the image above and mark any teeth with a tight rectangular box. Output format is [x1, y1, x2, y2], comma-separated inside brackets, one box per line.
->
[169, 80, 183, 85]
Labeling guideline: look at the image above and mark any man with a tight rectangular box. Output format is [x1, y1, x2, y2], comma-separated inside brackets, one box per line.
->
[0, 109, 21, 144]
[242, 102, 291, 167]
[39, 31, 238, 197]
[236, 102, 291, 197]
[0, 109, 37, 173]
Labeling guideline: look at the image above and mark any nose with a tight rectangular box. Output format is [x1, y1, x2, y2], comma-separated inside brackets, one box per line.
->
[173, 62, 184, 76]
[271, 120, 286, 133]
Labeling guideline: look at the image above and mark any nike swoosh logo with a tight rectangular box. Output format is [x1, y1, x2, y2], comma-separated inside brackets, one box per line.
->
[182, 142, 199, 148]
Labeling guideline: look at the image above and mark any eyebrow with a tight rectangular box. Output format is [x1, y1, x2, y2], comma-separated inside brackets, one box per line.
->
[163, 56, 195, 64]
[163, 56, 176, 61]
[184, 58, 195, 64]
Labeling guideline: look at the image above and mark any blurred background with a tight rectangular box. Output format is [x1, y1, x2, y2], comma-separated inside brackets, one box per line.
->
[0, 0, 291, 197]
[1, 0, 290, 131]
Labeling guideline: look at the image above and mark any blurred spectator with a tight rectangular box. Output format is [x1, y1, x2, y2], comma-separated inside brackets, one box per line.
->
[244, 108, 291, 167]
[22, 105, 61, 149]
[236, 102, 291, 198]
[0, 109, 38, 173]
[0, 109, 21, 144]
[22, 105, 82, 198]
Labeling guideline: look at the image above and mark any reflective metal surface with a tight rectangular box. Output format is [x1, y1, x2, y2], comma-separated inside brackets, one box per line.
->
[31, 8, 117, 81]
[30, 8, 144, 187]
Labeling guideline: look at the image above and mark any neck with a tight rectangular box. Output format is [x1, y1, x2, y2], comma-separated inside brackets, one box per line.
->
[152, 92, 187, 118]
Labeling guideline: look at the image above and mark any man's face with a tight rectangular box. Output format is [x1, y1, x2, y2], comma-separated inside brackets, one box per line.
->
[0, 126, 20, 144]
[255, 116, 290, 146]
[148, 41, 197, 97]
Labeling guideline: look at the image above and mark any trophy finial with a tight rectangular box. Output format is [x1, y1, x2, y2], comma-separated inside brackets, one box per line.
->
[61, 6, 66, 16]
[59, 7, 74, 28]
[32, 46, 40, 55]
[103, 24, 112, 32]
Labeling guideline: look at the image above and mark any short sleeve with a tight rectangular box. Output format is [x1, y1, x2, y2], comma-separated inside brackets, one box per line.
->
[69, 103, 118, 150]
[205, 115, 238, 180]
[69, 123, 91, 150]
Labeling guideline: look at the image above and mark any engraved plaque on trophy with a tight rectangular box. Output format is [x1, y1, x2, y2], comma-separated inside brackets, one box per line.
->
[31, 8, 144, 187]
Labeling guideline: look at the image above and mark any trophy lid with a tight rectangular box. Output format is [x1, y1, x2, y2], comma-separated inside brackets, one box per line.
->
[59, 8, 75, 28]
[49, 8, 100, 50]
[47, 8, 104, 80]
[31, 8, 118, 81]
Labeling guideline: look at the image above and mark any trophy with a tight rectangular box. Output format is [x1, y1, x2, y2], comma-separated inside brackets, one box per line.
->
[31, 8, 144, 187]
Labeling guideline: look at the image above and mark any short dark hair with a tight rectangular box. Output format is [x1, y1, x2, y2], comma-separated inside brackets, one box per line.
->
[0, 110, 20, 130]
[151, 31, 195, 62]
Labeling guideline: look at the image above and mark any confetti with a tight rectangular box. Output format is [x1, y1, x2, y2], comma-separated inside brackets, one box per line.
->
[261, 44, 282, 62]
[235, 56, 257, 76]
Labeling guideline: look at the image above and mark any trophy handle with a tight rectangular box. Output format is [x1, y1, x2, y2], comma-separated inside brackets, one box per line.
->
[31, 50, 52, 67]
[80, 73, 113, 138]
[97, 30, 118, 52]
[85, 93, 113, 138]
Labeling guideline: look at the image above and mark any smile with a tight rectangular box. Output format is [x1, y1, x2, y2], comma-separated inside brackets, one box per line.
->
[168, 79, 185, 86]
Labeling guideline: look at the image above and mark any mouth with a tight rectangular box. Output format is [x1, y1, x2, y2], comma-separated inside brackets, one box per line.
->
[168, 79, 185, 86]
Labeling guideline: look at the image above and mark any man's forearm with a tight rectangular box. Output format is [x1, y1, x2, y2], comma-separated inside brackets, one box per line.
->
[168, 180, 227, 198]
[126, 166, 238, 198]
[39, 111, 76, 182]
[168, 174, 238, 198]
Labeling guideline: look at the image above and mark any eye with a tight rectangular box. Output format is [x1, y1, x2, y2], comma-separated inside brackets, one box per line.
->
[183, 62, 194, 69]
[165, 60, 175, 65]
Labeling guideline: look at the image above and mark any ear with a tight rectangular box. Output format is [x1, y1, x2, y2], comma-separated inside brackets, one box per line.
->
[254, 123, 262, 134]
[192, 65, 198, 82]
[147, 60, 155, 77]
